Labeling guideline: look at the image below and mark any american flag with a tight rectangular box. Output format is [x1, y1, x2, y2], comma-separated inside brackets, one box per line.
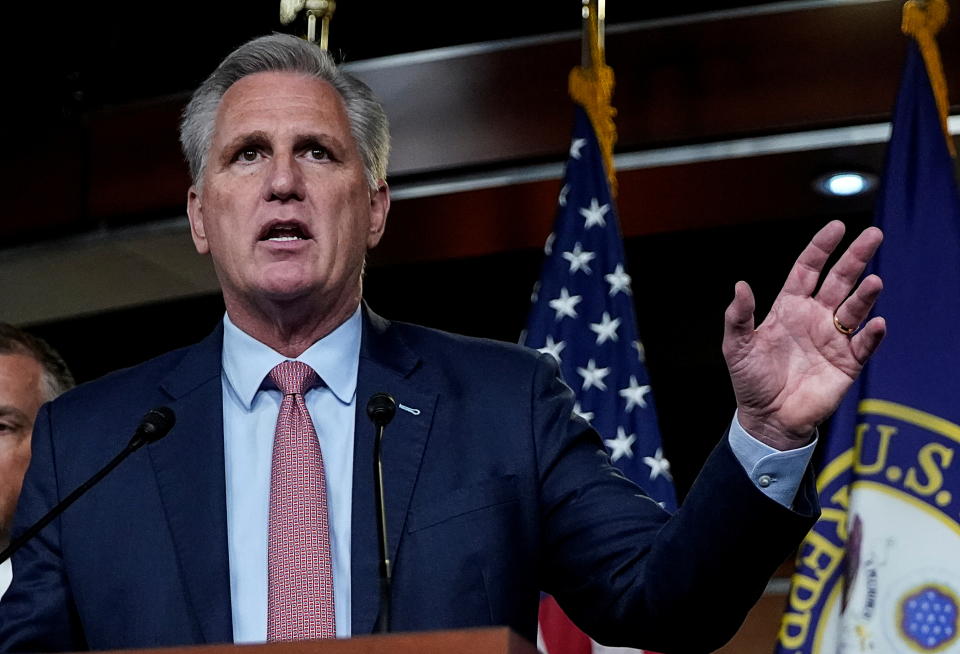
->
[523, 105, 677, 654]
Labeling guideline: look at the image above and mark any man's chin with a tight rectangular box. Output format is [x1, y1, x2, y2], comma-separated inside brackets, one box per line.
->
[257, 285, 317, 305]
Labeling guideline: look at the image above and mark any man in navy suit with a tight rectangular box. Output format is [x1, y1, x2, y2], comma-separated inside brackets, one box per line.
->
[0, 34, 886, 653]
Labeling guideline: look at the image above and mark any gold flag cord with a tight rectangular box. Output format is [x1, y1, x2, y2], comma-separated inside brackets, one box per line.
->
[902, 0, 956, 157]
[568, 1, 618, 195]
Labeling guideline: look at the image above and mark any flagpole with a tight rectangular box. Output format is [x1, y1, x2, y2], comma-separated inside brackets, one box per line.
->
[597, 0, 606, 53]
[580, 1, 590, 68]
[572, 0, 618, 195]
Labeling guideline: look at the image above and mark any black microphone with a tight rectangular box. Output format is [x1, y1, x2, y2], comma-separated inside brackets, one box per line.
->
[0, 407, 176, 564]
[366, 392, 397, 633]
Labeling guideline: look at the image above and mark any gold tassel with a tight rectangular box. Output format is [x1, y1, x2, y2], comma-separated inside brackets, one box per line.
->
[569, 4, 619, 195]
[902, 0, 956, 157]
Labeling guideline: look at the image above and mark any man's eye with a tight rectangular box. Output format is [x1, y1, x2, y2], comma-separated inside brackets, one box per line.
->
[309, 147, 330, 160]
[237, 149, 259, 162]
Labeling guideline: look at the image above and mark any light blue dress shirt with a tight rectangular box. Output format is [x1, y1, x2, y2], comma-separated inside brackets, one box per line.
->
[0, 559, 11, 600]
[220, 308, 814, 643]
[222, 308, 360, 642]
[728, 411, 816, 506]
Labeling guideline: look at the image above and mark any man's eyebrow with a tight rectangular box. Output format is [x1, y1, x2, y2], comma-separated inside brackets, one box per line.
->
[220, 131, 272, 157]
[0, 405, 28, 422]
[293, 132, 347, 153]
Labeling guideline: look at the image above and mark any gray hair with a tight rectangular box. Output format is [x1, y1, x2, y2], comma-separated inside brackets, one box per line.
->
[0, 323, 75, 402]
[180, 33, 390, 190]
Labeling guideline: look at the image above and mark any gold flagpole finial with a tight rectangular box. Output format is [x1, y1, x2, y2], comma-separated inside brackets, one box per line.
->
[280, 0, 337, 50]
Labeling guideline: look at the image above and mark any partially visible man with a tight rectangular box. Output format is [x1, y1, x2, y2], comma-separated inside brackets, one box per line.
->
[0, 323, 74, 597]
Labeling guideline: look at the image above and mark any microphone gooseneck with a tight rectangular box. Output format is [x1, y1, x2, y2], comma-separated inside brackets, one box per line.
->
[367, 392, 397, 633]
[0, 407, 177, 564]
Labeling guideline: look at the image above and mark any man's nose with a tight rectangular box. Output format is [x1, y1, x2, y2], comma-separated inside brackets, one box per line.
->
[264, 152, 305, 201]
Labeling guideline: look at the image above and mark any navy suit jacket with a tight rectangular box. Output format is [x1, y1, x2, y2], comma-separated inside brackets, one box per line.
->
[0, 308, 818, 653]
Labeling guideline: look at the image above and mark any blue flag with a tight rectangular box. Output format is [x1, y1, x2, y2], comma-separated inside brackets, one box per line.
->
[522, 106, 677, 512]
[776, 40, 960, 654]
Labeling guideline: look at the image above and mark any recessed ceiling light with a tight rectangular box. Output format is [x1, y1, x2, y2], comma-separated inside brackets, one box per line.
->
[813, 172, 878, 197]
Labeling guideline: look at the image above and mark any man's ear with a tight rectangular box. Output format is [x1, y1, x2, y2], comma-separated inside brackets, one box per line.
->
[366, 181, 391, 249]
[187, 186, 210, 255]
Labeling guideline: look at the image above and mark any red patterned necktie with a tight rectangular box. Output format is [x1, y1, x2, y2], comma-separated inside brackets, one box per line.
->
[266, 360, 336, 641]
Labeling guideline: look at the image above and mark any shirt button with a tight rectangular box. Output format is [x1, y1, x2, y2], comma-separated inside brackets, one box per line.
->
[758, 474, 773, 488]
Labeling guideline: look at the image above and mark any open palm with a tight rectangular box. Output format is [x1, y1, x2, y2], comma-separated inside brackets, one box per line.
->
[722, 221, 886, 449]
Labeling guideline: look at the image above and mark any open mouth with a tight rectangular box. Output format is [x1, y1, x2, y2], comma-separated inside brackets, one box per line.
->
[259, 221, 312, 242]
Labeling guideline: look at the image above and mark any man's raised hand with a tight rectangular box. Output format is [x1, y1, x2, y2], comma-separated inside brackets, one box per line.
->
[722, 220, 886, 450]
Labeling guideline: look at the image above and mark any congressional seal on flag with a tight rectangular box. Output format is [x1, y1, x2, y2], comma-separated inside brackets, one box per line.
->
[779, 401, 960, 653]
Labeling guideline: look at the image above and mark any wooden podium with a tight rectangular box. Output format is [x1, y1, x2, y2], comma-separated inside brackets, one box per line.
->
[101, 628, 539, 654]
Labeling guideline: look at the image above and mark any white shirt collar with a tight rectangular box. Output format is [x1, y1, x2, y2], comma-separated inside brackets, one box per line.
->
[221, 306, 362, 409]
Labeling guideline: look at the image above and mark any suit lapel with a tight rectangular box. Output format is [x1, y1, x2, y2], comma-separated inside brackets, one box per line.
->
[149, 325, 233, 643]
[352, 308, 437, 635]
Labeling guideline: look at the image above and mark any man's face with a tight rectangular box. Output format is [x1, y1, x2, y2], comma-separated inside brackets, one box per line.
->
[187, 71, 389, 313]
[0, 354, 45, 543]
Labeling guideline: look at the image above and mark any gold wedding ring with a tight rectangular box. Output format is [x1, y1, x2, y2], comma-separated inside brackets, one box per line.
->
[833, 313, 857, 336]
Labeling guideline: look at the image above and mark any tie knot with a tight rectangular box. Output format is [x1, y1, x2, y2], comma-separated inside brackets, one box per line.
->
[268, 360, 319, 396]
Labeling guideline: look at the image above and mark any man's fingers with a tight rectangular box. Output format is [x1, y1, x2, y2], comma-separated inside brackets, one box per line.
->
[780, 221, 846, 297]
[850, 316, 887, 364]
[834, 274, 883, 334]
[723, 281, 756, 356]
[816, 226, 884, 309]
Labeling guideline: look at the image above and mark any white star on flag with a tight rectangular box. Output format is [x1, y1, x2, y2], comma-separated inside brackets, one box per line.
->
[558, 184, 570, 207]
[605, 264, 632, 296]
[619, 376, 651, 411]
[537, 335, 566, 362]
[633, 340, 646, 363]
[548, 288, 582, 321]
[577, 359, 611, 392]
[572, 402, 594, 423]
[589, 312, 621, 345]
[562, 242, 596, 275]
[578, 198, 609, 229]
[569, 138, 587, 159]
[604, 427, 636, 462]
[530, 281, 540, 303]
[643, 448, 672, 481]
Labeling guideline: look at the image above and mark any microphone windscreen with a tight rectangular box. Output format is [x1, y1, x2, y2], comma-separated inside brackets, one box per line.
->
[138, 406, 176, 443]
[366, 393, 397, 427]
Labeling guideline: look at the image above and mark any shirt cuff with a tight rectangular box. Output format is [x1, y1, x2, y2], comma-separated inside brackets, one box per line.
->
[727, 411, 817, 508]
